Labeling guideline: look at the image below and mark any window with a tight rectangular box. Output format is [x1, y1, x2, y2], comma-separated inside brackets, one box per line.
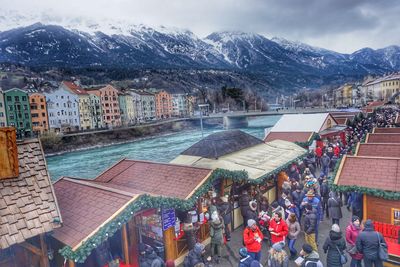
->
[23, 105, 28, 110]
[0, 122, 4, 127]
[15, 96, 20, 102]
[25, 122, 30, 128]
[40, 98, 44, 102]
[41, 105, 45, 109]
[31, 98, 36, 103]
[25, 113, 29, 119]
[8, 106, 13, 111]
[56, 103, 59, 107]
[19, 122, 23, 127]
[42, 113, 46, 117]
[0, 112, 3, 117]
[64, 103, 66, 107]
[57, 112, 60, 116]
[22, 96, 26, 101]
[61, 96, 64, 99]
[6, 96, 11, 101]
[9, 115, 14, 120]
[32, 113, 39, 118]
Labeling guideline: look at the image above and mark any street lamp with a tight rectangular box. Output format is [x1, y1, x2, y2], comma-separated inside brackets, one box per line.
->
[198, 104, 209, 138]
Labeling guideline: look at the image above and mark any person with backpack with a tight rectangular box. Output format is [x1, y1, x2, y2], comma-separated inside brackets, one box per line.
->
[356, 219, 387, 267]
[209, 211, 225, 264]
[327, 191, 343, 226]
[238, 248, 254, 267]
[243, 219, 263, 261]
[184, 243, 207, 267]
[323, 224, 347, 267]
[299, 243, 323, 267]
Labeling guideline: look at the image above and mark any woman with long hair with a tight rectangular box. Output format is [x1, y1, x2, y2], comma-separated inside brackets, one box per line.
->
[286, 213, 301, 260]
[267, 242, 289, 267]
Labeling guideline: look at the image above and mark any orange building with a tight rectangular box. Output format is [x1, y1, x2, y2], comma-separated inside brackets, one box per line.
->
[88, 85, 121, 127]
[154, 90, 172, 119]
[29, 93, 49, 135]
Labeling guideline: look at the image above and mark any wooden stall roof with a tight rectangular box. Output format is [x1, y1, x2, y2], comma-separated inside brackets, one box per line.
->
[373, 127, 400, 133]
[334, 156, 400, 192]
[333, 117, 348, 125]
[366, 133, 400, 143]
[95, 159, 213, 199]
[181, 130, 263, 159]
[356, 143, 400, 158]
[52, 177, 136, 249]
[0, 139, 62, 249]
[171, 139, 306, 180]
[264, 131, 314, 143]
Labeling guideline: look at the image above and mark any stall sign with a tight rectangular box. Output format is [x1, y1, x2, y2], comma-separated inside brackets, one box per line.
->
[162, 208, 176, 231]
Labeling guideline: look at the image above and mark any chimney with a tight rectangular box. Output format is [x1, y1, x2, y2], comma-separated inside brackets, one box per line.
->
[0, 127, 19, 179]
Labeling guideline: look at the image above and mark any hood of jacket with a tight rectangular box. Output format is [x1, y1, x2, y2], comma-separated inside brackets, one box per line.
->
[329, 230, 342, 241]
[210, 218, 224, 229]
[306, 251, 320, 260]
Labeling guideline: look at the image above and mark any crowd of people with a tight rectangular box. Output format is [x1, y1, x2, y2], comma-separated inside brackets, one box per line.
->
[139, 109, 398, 267]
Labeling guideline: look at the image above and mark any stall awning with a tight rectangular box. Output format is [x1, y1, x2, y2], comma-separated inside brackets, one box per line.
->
[171, 140, 306, 180]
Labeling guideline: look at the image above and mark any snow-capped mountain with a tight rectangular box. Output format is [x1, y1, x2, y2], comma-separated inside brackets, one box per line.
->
[0, 13, 399, 89]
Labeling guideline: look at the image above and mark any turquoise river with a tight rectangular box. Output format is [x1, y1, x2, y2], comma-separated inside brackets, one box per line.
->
[46, 115, 281, 180]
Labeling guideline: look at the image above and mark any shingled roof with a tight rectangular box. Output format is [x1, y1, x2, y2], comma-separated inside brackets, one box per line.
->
[52, 178, 135, 249]
[373, 127, 400, 133]
[0, 139, 62, 249]
[366, 133, 400, 143]
[356, 143, 400, 158]
[334, 156, 400, 192]
[181, 130, 263, 159]
[264, 131, 314, 143]
[95, 159, 213, 199]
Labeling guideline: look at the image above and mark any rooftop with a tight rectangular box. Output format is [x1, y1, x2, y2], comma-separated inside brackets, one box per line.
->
[95, 159, 213, 199]
[356, 143, 400, 158]
[62, 81, 88, 95]
[366, 133, 400, 143]
[0, 139, 61, 249]
[268, 113, 336, 133]
[181, 130, 263, 159]
[264, 131, 314, 143]
[373, 127, 400, 134]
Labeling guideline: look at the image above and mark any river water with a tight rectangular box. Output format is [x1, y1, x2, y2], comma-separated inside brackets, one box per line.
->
[46, 115, 281, 180]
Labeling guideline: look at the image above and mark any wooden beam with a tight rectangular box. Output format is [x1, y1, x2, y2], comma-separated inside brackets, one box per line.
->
[121, 224, 130, 265]
[69, 260, 76, 267]
[363, 194, 367, 222]
[164, 226, 178, 260]
[20, 241, 42, 256]
[40, 234, 49, 267]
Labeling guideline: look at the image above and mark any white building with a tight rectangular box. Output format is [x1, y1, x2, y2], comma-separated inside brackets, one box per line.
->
[171, 94, 188, 117]
[45, 86, 80, 132]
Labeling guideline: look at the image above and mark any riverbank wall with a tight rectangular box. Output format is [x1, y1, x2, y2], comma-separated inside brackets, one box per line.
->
[41, 117, 222, 155]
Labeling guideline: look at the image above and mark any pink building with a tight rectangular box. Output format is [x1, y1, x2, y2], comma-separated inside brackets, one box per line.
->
[87, 85, 121, 127]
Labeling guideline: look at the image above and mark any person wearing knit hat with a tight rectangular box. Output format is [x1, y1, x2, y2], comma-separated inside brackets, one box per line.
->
[300, 243, 323, 267]
[239, 247, 253, 267]
[356, 219, 387, 267]
[323, 223, 346, 267]
[268, 241, 289, 267]
[243, 217, 263, 261]
[345, 216, 363, 266]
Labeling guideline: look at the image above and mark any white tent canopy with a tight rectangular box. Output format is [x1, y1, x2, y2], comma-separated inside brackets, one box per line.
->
[269, 113, 335, 132]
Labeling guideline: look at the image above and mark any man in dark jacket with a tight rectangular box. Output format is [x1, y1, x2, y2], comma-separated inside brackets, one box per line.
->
[292, 185, 305, 219]
[184, 243, 206, 267]
[217, 195, 232, 240]
[356, 219, 387, 267]
[239, 190, 251, 227]
[142, 247, 165, 267]
[238, 247, 254, 267]
[304, 204, 318, 252]
[321, 153, 331, 176]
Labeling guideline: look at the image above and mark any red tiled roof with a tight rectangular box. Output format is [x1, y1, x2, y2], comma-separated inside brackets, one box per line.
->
[366, 133, 400, 143]
[356, 143, 400, 158]
[95, 159, 213, 199]
[373, 127, 400, 133]
[335, 156, 400, 192]
[62, 81, 88, 95]
[334, 118, 348, 125]
[52, 178, 134, 248]
[264, 131, 314, 143]
[0, 139, 61, 249]
[366, 101, 385, 108]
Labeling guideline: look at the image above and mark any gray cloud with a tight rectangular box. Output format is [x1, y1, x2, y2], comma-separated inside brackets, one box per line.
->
[1, 0, 399, 53]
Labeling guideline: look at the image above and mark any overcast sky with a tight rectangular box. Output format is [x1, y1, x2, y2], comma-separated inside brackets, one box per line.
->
[1, 0, 399, 53]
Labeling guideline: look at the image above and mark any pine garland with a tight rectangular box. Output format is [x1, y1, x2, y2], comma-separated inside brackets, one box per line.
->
[59, 152, 307, 263]
[295, 133, 319, 148]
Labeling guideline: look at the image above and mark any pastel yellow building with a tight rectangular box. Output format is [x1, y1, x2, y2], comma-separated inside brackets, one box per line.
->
[334, 84, 353, 107]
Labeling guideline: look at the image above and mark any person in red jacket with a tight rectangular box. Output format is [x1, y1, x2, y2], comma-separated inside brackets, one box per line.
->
[333, 144, 340, 157]
[315, 146, 323, 168]
[345, 216, 363, 267]
[268, 212, 289, 244]
[243, 219, 263, 261]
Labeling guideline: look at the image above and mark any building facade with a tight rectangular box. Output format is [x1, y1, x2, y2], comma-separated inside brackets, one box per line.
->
[88, 85, 121, 128]
[186, 95, 197, 116]
[88, 93, 103, 129]
[45, 86, 80, 132]
[118, 92, 136, 126]
[135, 91, 155, 120]
[4, 88, 33, 137]
[130, 91, 144, 122]
[153, 90, 173, 119]
[333, 84, 353, 107]
[29, 93, 49, 135]
[0, 89, 6, 127]
[381, 74, 400, 102]
[171, 93, 188, 117]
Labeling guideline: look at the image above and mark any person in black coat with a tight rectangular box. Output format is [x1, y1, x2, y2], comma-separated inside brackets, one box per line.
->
[184, 243, 206, 267]
[217, 195, 232, 240]
[323, 224, 346, 267]
[319, 177, 330, 218]
[239, 190, 251, 226]
[327, 191, 343, 225]
[356, 219, 387, 267]
[303, 204, 318, 252]
[291, 185, 305, 219]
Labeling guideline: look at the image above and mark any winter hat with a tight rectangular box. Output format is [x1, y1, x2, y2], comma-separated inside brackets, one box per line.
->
[247, 219, 256, 227]
[331, 224, 340, 233]
[284, 198, 292, 208]
[352, 215, 360, 223]
[239, 247, 248, 258]
[302, 243, 313, 254]
[194, 243, 205, 254]
[272, 241, 285, 252]
[364, 219, 373, 229]
[306, 190, 315, 197]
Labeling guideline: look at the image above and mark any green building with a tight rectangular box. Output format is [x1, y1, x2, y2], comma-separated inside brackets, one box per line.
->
[4, 88, 33, 137]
